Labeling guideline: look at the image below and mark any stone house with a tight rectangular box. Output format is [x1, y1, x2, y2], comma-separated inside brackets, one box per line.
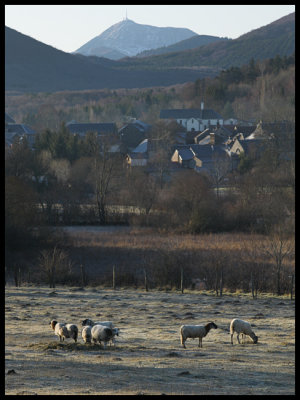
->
[160, 102, 224, 132]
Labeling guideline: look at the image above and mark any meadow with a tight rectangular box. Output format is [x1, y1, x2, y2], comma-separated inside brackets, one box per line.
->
[5, 285, 295, 395]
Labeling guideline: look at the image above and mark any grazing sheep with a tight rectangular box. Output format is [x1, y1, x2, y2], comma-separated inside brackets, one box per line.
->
[110, 327, 120, 346]
[81, 325, 92, 344]
[230, 318, 258, 345]
[50, 320, 78, 343]
[81, 319, 114, 329]
[180, 322, 218, 349]
[91, 324, 113, 348]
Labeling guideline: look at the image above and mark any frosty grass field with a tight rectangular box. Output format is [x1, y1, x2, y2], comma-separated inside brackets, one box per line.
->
[5, 286, 295, 395]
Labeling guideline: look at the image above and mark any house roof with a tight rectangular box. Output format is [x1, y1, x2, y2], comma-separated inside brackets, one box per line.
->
[127, 152, 148, 160]
[119, 120, 151, 135]
[160, 108, 223, 120]
[174, 144, 228, 162]
[177, 148, 195, 161]
[5, 123, 35, 134]
[5, 112, 16, 124]
[66, 122, 116, 135]
[132, 138, 149, 153]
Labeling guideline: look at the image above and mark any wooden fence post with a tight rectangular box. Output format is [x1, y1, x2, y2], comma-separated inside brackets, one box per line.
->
[144, 268, 148, 292]
[290, 274, 294, 300]
[180, 267, 184, 294]
[219, 267, 223, 297]
[113, 265, 116, 290]
[80, 264, 86, 287]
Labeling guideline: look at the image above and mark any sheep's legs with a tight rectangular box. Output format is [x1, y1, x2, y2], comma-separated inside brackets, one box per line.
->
[237, 334, 240, 344]
[198, 338, 202, 348]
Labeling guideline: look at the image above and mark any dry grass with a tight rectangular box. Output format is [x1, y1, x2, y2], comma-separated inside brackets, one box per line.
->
[5, 285, 295, 395]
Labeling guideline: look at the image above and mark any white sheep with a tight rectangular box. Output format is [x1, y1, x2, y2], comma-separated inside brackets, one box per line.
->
[230, 318, 258, 345]
[50, 320, 78, 343]
[81, 325, 92, 344]
[81, 319, 114, 329]
[91, 324, 113, 348]
[180, 322, 218, 348]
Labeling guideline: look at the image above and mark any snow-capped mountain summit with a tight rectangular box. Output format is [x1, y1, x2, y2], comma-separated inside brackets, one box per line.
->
[74, 19, 197, 60]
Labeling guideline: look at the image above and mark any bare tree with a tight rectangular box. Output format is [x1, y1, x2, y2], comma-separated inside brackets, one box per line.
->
[87, 133, 120, 224]
[262, 223, 294, 296]
[210, 151, 232, 199]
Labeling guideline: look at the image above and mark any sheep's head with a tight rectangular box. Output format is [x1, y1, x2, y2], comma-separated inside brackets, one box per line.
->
[50, 320, 57, 330]
[210, 322, 218, 329]
[252, 335, 258, 344]
[113, 328, 119, 336]
[82, 319, 93, 326]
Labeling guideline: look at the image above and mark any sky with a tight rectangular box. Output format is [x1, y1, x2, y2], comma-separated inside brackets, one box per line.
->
[5, 4, 295, 53]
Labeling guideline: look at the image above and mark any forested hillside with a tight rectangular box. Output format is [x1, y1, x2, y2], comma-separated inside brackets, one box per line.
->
[5, 53, 295, 131]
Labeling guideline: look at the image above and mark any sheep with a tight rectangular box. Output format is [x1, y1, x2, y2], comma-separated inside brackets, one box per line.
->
[110, 327, 120, 346]
[50, 320, 78, 343]
[230, 318, 258, 345]
[180, 322, 218, 349]
[91, 324, 113, 348]
[81, 319, 114, 329]
[81, 325, 92, 344]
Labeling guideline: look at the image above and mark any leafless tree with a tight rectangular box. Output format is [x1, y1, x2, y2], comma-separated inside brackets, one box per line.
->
[262, 223, 294, 296]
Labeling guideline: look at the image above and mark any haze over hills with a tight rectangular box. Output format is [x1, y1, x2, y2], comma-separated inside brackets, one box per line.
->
[5, 12, 295, 93]
[74, 18, 197, 60]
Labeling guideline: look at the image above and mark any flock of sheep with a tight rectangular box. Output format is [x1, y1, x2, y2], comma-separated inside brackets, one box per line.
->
[50, 318, 258, 348]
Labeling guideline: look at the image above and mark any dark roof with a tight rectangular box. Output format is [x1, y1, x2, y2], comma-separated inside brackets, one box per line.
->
[119, 120, 151, 135]
[160, 108, 223, 120]
[5, 112, 16, 124]
[223, 125, 256, 137]
[66, 122, 116, 135]
[174, 144, 228, 161]
[5, 123, 35, 134]
[177, 148, 195, 161]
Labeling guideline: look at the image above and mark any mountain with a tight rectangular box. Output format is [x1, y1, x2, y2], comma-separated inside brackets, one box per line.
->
[74, 18, 197, 59]
[120, 12, 295, 70]
[5, 26, 215, 93]
[136, 34, 229, 58]
[5, 12, 295, 93]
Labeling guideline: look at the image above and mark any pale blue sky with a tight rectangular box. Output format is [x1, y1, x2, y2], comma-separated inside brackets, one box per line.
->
[5, 4, 295, 53]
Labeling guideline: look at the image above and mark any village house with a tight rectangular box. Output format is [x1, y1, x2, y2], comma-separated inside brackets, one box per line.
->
[66, 120, 117, 136]
[5, 112, 36, 149]
[118, 119, 151, 152]
[160, 102, 224, 132]
[171, 144, 231, 175]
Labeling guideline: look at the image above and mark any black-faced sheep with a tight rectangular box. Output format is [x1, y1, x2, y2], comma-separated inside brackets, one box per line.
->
[91, 324, 113, 348]
[180, 322, 218, 348]
[230, 318, 258, 344]
[81, 319, 114, 329]
[82, 319, 118, 345]
[50, 320, 78, 342]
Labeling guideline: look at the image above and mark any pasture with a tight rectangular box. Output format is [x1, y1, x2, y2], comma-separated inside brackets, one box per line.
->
[5, 286, 295, 395]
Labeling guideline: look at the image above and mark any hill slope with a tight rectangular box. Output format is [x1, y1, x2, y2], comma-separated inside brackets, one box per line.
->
[74, 19, 197, 59]
[136, 34, 229, 57]
[121, 12, 295, 70]
[5, 27, 218, 93]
